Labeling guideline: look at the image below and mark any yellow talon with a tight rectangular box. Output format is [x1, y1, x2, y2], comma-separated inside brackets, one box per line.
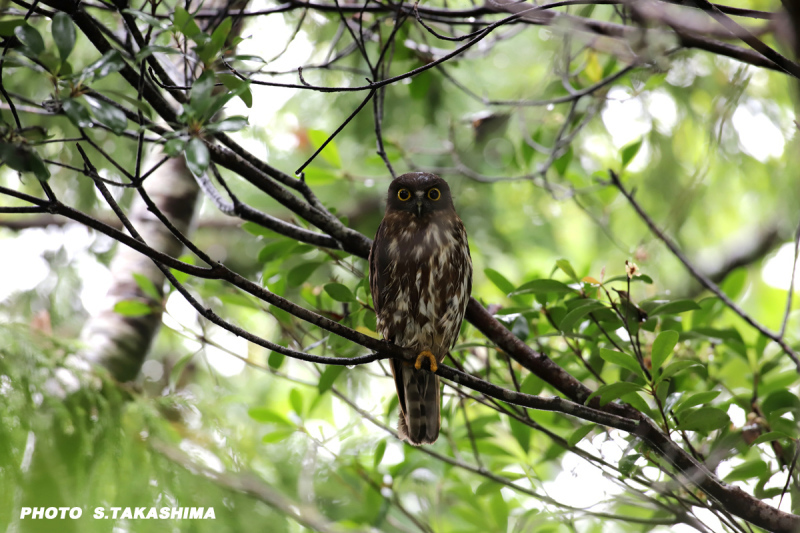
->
[414, 350, 438, 372]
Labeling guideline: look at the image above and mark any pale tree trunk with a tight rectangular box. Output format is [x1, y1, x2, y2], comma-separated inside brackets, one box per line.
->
[80, 0, 250, 381]
[80, 156, 199, 380]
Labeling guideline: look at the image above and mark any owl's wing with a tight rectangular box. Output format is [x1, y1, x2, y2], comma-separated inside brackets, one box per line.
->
[460, 219, 473, 309]
[368, 220, 387, 317]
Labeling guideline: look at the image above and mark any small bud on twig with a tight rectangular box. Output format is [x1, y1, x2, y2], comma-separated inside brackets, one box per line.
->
[625, 260, 639, 279]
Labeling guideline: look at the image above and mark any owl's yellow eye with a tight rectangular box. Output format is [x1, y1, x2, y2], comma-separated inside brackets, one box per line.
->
[428, 188, 441, 201]
[397, 189, 411, 201]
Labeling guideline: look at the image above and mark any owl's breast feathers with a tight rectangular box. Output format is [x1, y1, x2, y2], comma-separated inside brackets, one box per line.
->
[370, 210, 472, 359]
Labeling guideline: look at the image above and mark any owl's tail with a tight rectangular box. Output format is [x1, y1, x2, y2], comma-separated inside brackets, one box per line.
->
[390, 360, 441, 445]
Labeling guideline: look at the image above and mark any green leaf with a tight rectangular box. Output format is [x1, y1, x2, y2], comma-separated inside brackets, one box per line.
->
[678, 407, 730, 432]
[558, 300, 606, 331]
[208, 17, 232, 57]
[601, 55, 617, 77]
[258, 241, 297, 264]
[657, 360, 701, 382]
[287, 262, 321, 287]
[553, 146, 572, 176]
[0, 142, 26, 172]
[202, 80, 251, 122]
[520, 373, 544, 396]
[475, 480, 501, 496]
[219, 74, 253, 108]
[308, 129, 342, 168]
[52, 13, 76, 61]
[318, 365, 345, 394]
[373, 439, 387, 468]
[621, 138, 642, 168]
[555, 259, 579, 282]
[184, 137, 209, 176]
[58, 60, 72, 76]
[511, 314, 529, 341]
[567, 424, 594, 447]
[163, 138, 186, 157]
[62, 98, 92, 128]
[509, 417, 530, 453]
[664, 392, 683, 412]
[750, 431, 791, 446]
[289, 388, 303, 416]
[619, 453, 641, 476]
[656, 380, 669, 407]
[362, 310, 377, 331]
[724, 460, 767, 482]
[173, 6, 203, 39]
[484, 268, 516, 296]
[599, 348, 645, 379]
[262, 429, 295, 443]
[268, 351, 285, 369]
[303, 168, 339, 185]
[324, 283, 356, 303]
[218, 293, 258, 309]
[204, 116, 248, 133]
[651, 330, 679, 371]
[167, 254, 194, 284]
[0, 142, 50, 181]
[84, 96, 128, 134]
[511, 279, 575, 295]
[408, 71, 431, 101]
[38, 51, 60, 74]
[674, 390, 721, 414]
[489, 492, 508, 530]
[169, 351, 195, 390]
[189, 70, 216, 118]
[132, 273, 161, 300]
[756, 487, 785, 500]
[269, 306, 292, 324]
[14, 23, 44, 56]
[0, 19, 24, 37]
[762, 390, 800, 419]
[585, 382, 644, 406]
[248, 407, 292, 426]
[134, 45, 181, 63]
[85, 50, 126, 80]
[721, 268, 747, 300]
[242, 222, 279, 239]
[122, 9, 171, 29]
[113, 300, 154, 316]
[621, 391, 654, 418]
[649, 300, 701, 317]
[18, 126, 50, 142]
[103, 89, 153, 118]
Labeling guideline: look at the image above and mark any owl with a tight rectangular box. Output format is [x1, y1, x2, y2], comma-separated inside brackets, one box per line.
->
[369, 173, 473, 445]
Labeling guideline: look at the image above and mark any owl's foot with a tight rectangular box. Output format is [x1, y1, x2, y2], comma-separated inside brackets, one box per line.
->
[414, 350, 438, 372]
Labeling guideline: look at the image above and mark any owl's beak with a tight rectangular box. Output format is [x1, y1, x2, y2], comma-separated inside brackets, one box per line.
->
[416, 200, 422, 217]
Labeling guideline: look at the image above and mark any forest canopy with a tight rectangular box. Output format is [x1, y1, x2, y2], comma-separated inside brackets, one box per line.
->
[1, 0, 800, 532]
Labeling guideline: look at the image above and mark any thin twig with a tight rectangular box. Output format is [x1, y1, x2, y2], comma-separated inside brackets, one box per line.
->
[608, 170, 800, 372]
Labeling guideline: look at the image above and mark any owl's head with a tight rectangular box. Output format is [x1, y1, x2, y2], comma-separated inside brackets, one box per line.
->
[385, 172, 454, 218]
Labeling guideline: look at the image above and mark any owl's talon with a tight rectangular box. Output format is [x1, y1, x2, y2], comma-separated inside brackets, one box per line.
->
[414, 350, 437, 372]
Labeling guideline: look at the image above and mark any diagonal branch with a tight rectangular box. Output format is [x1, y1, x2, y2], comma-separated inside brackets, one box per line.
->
[153, 441, 369, 533]
[607, 170, 800, 372]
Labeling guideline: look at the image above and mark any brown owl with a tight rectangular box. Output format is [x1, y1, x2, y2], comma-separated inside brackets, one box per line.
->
[369, 173, 473, 445]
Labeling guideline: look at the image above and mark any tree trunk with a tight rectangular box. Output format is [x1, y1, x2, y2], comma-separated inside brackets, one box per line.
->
[79, 0, 250, 381]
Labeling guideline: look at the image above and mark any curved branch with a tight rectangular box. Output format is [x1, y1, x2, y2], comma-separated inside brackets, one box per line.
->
[607, 170, 800, 372]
